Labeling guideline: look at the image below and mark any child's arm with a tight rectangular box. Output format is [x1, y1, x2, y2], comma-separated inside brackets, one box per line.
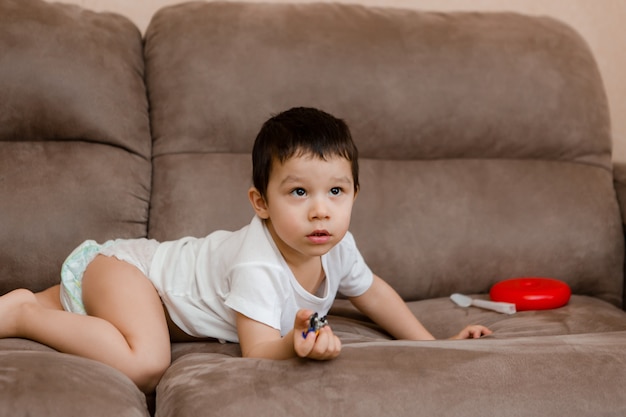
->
[236, 309, 341, 360]
[349, 274, 436, 340]
[349, 274, 491, 340]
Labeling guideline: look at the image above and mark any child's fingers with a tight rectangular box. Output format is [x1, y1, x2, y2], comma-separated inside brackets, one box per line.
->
[449, 324, 492, 340]
[480, 326, 493, 336]
[464, 325, 492, 339]
[469, 328, 482, 339]
[296, 309, 315, 329]
[310, 326, 341, 360]
[323, 327, 342, 356]
[293, 310, 341, 359]
[295, 309, 315, 337]
[293, 309, 317, 357]
[294, 328, 316, 357]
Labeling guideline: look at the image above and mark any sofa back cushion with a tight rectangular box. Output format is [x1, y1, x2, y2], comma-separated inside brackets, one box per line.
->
[0, 0, 151, 293]
[145, 2, 623, 305]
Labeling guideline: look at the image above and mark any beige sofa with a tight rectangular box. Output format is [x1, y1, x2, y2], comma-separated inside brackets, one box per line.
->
[2, 0, 626, 416]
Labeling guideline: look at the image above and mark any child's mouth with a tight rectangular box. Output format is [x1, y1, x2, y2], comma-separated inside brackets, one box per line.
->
[307, 230, 331, 244]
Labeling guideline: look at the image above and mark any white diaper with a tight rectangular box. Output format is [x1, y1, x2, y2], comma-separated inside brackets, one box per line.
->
[60, 238, 159, 314]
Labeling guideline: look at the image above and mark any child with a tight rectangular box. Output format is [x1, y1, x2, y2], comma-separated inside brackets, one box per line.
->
[0, 107, 491, 393]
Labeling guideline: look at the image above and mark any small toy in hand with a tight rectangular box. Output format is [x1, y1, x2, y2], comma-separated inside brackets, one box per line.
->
[302, 312, 328, 338]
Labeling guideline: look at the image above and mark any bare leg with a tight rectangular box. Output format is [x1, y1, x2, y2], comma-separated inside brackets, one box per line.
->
[35, 284, 63, 310]
[0, 256, 171, 393]
[0, 288, 40, 337]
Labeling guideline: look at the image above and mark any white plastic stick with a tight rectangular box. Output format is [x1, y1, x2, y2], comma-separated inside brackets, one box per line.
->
[471, 299, 516, 314]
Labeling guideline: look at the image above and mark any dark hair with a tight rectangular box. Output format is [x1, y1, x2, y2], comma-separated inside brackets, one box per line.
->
[252, 107, 359, 198]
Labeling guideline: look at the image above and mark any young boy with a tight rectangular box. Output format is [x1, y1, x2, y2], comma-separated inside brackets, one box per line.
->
[0, 107, 491, 393]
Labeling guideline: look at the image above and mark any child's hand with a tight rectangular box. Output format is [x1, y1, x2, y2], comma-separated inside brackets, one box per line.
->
[450, 324, 493, 340]
[293, 309, 341, 360]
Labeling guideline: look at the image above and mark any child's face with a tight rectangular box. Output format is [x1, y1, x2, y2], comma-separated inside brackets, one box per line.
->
[253, 153, 356, 266]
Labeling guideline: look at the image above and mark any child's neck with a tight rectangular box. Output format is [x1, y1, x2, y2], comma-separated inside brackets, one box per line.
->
[264, 218, 327, 295]
[288, 257, 326, 295]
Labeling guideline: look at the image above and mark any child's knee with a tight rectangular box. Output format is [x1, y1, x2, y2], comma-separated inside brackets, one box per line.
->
[131, 355, 171, 393]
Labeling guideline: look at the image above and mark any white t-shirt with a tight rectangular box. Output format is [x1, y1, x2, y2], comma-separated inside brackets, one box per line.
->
[148, 216, 373, 342]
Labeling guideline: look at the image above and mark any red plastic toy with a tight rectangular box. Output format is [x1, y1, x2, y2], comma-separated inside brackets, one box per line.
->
[490, 277, 571, 311]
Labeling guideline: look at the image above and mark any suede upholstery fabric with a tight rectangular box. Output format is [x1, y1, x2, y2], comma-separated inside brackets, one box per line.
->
[1, 3, 151, 411]
[0, 0, 151, 293]
[355, 159, 622, 303]
[145, 2, 622, 305]
[157, 332, 626, 417]
[3, 1, 626, 416]
[613, 163, 626, 224]
[145, 3, 611, 164]
[0, 351, 149, 417]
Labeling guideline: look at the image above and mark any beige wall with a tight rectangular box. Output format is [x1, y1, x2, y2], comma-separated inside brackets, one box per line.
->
[55, 0, 626, 162]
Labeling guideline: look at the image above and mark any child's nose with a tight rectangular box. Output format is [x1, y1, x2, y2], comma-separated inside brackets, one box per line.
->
[309, 197, 330, 220]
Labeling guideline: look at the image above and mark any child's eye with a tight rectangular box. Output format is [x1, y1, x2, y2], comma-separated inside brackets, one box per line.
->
[290, 188, 307, 197]
[330, 187, 343, 196]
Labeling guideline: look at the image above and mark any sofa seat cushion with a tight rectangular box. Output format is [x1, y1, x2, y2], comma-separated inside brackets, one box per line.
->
[0, 351, 149, 416]
[331, 296, 626, 340]
[157, 331, 626, 417]
[167, 294, 626, 361]
[0, 338, 57, 353]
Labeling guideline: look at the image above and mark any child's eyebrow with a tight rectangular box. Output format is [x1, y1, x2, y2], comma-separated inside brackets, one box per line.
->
[280, 175, 303, 186]
[333, 176, 353, 184]
[279, 175, 353, 186]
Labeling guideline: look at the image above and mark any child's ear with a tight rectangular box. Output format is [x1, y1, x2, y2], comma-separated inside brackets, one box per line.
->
[248, 187, 269, 219]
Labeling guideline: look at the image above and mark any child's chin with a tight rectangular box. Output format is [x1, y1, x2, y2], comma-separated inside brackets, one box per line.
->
[306, 244, 335, 257]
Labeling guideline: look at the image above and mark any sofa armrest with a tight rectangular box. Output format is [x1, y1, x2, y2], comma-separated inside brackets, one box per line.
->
[613, 162, 626, 309]
[614, 163, 626, 224]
